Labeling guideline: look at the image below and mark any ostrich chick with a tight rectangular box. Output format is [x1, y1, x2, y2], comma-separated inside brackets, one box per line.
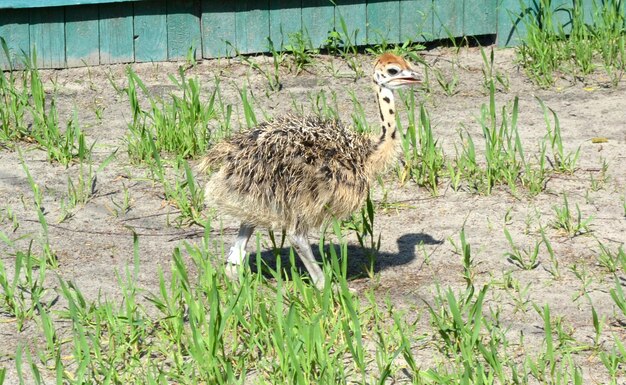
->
[199, 53, 421, 288]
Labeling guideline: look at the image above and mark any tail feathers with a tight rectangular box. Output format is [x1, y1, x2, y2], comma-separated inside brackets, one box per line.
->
[196, 143, 232, 174]
[196, 156, 214, 174]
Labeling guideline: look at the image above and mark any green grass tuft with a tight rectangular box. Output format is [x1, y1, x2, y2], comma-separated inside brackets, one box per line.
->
[517, 0, 626, 87]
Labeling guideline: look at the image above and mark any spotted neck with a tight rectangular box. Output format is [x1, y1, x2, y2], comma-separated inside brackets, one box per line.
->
[366, 86, 400, 178]
[376, 86, 397, 145]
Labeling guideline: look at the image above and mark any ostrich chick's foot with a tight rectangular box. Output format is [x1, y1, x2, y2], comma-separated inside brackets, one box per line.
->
[224, 262, 241, 281]
[223, 224, 255, 281]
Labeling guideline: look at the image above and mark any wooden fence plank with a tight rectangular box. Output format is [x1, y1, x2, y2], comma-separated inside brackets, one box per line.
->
[301, 0, 334, 48]
[235, 0, 270, 54]
[201, 0, 237, 57]
[167, 0, 201, 60]
[367, 0, 400, 45]
[99, 2, 134, 63]
[335, 0, 366, 46]
[433, 0, 463, 39]
[134, 0, 167, 62]
[65, 4, 100, 67]
[400, 0, 433, 42]
[497, 0, 526, 46]
[1, 0, 143, 9]
[498, 0, 572, 46]
[269, 0, 301, 50]
[464, 0, 495, 36]
[0, 8, 30, 69]
[581, 0, 595, 25]
[30, 7, 66, 68]
[551, 0, 572, 34]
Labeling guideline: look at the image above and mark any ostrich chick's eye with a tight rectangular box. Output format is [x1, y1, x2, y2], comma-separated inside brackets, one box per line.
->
[387, 67, 399, 76]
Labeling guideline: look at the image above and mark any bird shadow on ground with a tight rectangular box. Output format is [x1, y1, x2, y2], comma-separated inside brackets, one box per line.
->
[245, 233, 443, 282]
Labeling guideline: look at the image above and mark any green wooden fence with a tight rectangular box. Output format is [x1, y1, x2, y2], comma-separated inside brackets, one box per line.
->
[0, 0, 606, 69]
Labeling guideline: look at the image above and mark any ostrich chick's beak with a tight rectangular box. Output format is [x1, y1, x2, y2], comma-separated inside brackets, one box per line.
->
[387, 69, 421, 89]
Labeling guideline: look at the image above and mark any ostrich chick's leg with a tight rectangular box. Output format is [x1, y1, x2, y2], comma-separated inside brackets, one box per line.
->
[288, 233, 325, 289]
[225, 224, 255, 279]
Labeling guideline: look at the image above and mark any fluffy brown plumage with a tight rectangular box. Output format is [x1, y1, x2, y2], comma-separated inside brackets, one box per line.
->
[199, 114, 376, 233]
[199, 53, 421, 288]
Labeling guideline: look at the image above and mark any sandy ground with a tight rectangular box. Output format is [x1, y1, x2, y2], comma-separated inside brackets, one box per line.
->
[0, 46, 625, 383]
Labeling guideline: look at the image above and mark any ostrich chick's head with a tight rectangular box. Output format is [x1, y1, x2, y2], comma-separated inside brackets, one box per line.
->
[373, 53, 421, 90]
